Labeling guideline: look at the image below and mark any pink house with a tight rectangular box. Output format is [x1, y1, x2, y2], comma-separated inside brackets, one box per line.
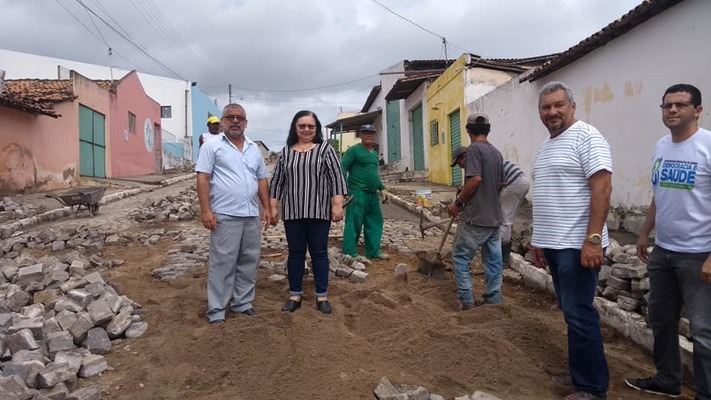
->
[0, 70, 162, 195]
[101, 71, 162, 178]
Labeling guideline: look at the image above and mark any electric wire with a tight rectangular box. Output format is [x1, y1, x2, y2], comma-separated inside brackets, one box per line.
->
[73, 0, 190, 81]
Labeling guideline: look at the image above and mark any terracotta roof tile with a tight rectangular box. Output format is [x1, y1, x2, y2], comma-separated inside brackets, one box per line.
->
[523, 0, 683, 82]
[4, 79, 76, 103]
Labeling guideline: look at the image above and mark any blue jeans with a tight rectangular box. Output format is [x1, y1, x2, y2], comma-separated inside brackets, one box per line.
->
[544, 248, 609, 397]
[451, 223, 503, 305]
[284, 219, 331, 298]
[647, 246, 711, 400]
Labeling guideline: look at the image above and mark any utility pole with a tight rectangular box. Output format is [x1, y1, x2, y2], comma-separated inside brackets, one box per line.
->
[228, 84, 233, 104]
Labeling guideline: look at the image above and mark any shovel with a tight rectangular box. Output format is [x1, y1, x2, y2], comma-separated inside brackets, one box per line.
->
[416, 215, 455, 280]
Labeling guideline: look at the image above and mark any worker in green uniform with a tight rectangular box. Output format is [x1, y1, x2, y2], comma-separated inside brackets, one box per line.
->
[341, 124, 389, 260]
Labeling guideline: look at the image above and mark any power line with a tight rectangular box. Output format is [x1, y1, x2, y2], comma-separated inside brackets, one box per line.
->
[369, 0, 442, 40]
[73, 0, 189, 81]
[368, 0, 472, 57]
[54, 0, 138, 69]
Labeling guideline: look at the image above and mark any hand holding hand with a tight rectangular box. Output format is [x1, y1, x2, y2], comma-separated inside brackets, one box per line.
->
[332, 204, 344, 222]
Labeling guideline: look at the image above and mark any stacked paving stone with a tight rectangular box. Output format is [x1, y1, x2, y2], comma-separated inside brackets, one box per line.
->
[129, 187, 198, 223]
[151, 228, 209, 280]
[0, 226, 169, 260]
[0, 198, 45, 224]
[596, 241, 650, 314]
[374, 377, 502, 400]
[0, 252, 147, 399]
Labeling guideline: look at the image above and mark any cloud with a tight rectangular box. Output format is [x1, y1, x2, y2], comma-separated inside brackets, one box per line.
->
[0, 0, 642, 150]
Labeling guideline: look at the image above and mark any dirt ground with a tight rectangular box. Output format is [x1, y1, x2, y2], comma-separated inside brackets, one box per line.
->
[23, 180, 696, 399]
[85, 225, 695, 399]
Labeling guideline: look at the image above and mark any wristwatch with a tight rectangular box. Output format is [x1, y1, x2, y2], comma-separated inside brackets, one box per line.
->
[586, 233, 602, 245]
[455, 198, 466, 208]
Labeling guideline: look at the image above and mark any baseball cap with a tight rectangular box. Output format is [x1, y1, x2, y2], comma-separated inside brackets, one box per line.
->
[207, 116, 220, 124]
[450, 146, 467, 167]
[359, 124, 377, 133]
[466, 113, 489, 125]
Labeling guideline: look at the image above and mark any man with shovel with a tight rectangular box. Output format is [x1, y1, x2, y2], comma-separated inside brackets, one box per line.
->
[447, 113, 505, 309]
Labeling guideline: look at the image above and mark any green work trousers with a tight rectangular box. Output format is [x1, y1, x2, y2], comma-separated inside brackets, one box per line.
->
[342, 190, 384, 258]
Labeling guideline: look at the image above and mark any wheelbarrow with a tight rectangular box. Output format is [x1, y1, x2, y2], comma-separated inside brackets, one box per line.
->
[46, 187, 107, 217]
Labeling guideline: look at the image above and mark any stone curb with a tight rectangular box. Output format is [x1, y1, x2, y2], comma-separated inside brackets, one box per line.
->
[0, 173, 196, 239]
[386, 193, 459, 232]
[160, 172, 196, 187]
[508, 253, 694, 372]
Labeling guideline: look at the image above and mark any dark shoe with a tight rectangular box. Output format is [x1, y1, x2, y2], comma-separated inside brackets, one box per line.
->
[625, 377, 680, 398]
[281, 299, 301, 313]
[316, 300, 332, 314]
[208, 319, 224, 325]
[563, 391, 606, 400]
[460, 302, 476, 311]
[552, 375, 575, 390]
[241, 308, 256, 317]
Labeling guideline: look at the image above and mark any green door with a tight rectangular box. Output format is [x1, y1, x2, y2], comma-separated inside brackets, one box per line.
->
[386, 100, 401, 163]
[79, 105, 106, 178]
[411, 104, 425, 171]
[449, 109, 462, 186]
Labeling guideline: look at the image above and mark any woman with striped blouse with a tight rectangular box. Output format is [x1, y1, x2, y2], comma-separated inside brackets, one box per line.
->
[269, 110, 348, 314]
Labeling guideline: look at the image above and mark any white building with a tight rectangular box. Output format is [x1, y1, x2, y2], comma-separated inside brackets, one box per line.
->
[470, 0, 711, 214]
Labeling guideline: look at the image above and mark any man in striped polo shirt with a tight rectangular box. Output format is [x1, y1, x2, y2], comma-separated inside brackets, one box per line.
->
[531, 82, 612, 400]
[499, 160, 529, 267]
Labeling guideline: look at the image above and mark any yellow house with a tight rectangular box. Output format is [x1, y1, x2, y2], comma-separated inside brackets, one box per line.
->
[426, 55, 468, 186]
[426, 53, 548, 185]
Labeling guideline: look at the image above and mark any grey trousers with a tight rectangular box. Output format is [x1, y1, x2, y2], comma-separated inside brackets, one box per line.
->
[499, 176, 530, 243]
[648, 246, 711, 399]
[206, 214, 260, 322]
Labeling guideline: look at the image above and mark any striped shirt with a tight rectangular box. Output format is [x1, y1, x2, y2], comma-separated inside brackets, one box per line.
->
[269, 142, 348, 221]
[531, 120, 613, 249]
[503, 160, 525, 185]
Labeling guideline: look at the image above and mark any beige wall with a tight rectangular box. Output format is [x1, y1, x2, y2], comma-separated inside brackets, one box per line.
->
[470, 0, 711, 209]
[0, 101, 77, 194]
[0, 72, 111, 194]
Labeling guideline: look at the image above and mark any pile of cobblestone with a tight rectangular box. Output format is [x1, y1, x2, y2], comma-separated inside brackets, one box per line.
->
[374, 376, 501, 400]
[129, 187, 197, 223]
[0, 197, 46, 224]
[0, 251, 147, 399]
[151, 229, 372, 284]
[0, 226, 170, 260]
[596, 241, 649, 313]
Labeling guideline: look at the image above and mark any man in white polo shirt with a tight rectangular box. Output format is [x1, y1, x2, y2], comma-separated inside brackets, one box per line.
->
[196, 104, 271, 324]
[531, 81, 612, 400]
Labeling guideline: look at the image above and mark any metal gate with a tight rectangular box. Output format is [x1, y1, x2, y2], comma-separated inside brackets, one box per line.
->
[411, 104, 425, 171]
[386, 100, 401, 163]
[449, 109, 462, 186]
[79, 105, 106, 178]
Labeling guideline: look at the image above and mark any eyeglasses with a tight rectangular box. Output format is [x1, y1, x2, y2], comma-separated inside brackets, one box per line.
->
[660, 102, 693, 110]
[296, 124, 316, 130]
[223, 115, 247, 121]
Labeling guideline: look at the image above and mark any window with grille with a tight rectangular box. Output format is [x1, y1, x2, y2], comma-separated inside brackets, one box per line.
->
[429, 120, 439, 145]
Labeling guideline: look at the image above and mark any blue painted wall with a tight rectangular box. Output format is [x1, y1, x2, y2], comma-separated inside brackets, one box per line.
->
[191, 87, 221, 161]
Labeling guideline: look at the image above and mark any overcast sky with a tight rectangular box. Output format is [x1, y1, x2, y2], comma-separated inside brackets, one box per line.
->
[0, 0, 642, 150]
